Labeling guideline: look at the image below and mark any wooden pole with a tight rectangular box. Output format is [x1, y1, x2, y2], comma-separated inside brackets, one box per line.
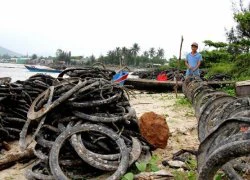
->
[179, 36, 184, 67]
[175, 36, 184, 98]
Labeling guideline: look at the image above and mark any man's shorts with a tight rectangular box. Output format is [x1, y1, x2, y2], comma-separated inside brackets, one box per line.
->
[185, 69, 200, 76]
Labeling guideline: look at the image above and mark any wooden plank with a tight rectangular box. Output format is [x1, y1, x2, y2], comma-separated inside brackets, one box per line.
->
[236, 80, 250, 97]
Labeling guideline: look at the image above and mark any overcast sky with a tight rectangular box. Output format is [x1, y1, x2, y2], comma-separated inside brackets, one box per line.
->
[0, 0, 249, 58]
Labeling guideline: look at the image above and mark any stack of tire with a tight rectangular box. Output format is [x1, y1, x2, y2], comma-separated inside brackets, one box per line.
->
[183, 76, 250, 180]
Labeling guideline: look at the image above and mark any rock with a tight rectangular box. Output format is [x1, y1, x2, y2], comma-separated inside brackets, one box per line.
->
[162, 160, 186, 169]
[134, 170, 173, 179]
[139, 112, 169, 149]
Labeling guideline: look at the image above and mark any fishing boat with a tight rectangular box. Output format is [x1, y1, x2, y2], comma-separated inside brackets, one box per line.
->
[24, 65, 62, 73]
[113, 70, 129, 85]
[112, 67, 129, 85]
[125, 78, 235, 92]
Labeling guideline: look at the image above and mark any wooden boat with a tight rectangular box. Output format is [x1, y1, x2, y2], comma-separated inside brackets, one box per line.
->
[125, 78, 235, 91]
[112, 70, 129, 85]
[24, 65, 62, 73]
[112, 66, 129, 85]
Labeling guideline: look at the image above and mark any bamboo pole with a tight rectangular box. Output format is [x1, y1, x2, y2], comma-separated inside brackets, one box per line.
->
[175, 36, 184, 98]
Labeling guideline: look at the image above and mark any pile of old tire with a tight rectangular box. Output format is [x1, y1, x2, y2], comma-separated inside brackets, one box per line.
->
[19, 67, 151, 180]
[183, 76, 250, 180]
[0, 74, 55, 142]
[207, 73, 232, 81]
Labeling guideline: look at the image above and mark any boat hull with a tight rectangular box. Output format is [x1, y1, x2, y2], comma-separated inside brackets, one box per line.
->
[125, 78, 235, 92]
[113, 71, 129, 85]
[25, 65, 62, 73]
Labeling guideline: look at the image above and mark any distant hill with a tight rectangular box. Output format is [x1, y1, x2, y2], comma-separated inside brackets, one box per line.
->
[0, 46, 23, 57]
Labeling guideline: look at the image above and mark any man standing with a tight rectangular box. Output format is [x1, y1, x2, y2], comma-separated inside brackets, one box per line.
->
[185, 42, 202, 77]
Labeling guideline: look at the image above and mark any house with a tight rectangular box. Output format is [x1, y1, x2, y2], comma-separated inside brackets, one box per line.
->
[16, 57, 31, 64]
[40, 59, 54, 65]
[70, 59, 84, 65]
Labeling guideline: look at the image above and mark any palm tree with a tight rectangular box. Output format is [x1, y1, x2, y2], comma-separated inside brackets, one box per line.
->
[98, 55, 105, 64]
[56, 49, 63, 57]
[149, 48, 155, 58]
[115, 47, 121, 57]
[121, 47, 129, 56]
[157, 48, 165, 59]
[131, 43, 140, 57]
[107, 50, 114, 57]
[90, 54, 96, 64]
[107, 50, 116, 64]
[143, 51, 149, 58]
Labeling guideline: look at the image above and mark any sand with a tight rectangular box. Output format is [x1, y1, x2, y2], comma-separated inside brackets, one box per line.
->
[0, 92, 199, 179]
[129, 92, 199, 161]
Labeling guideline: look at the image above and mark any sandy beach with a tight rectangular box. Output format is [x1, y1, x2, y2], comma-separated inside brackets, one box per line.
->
[130, 92, 198, 164]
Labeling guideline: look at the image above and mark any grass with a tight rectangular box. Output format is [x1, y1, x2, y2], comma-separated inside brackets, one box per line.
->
[164, 113, 169, 117]
[173, 155, 198, 180]
[121, 155, 160, 179]
[173, 157, 226, 180]
[206, 62, 234, 78]
[174, 97, 192, 108]
[216, 85, 236, 96]
[206, 60, 250, 81]
[173, 170, 197, 180]
[185, 158, 197, 171]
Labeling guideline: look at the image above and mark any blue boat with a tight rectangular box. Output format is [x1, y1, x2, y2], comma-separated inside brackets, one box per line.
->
[113, 70, 129, 85]
[112, 67, 130, 85]
[24, 65, 62, 73]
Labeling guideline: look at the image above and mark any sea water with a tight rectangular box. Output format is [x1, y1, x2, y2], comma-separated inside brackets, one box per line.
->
[0, 63, 59, 82]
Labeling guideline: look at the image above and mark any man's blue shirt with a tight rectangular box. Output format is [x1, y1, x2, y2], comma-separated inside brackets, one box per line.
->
[186, 52, 202, 68]
[185, 52, 202, 76]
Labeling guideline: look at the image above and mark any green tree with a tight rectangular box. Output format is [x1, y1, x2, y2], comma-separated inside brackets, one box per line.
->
[200, 1, 250, 79]
[143, 51, 149, 58]
[226, 1, 250, 53]
[168, 56, 186, 69]
[55, 49, 71, 64]
[202, 40, 232, 65]
[131, 43, 140, 56]
[149, 48, 155, 58]
[31, 54, 38, 60]
[56, 49, 63, 57]
[65, 51, 71, 64]
[115, 47, 121, 57]
[121, 47, 130, 57]
[157, 48, 165, 59]
[98, 55, 105, 64]
[90, 54, 96, 64]
[107, 50, 114, 57]
[203, 40, 228, 49]
[121, 47, 133, 65]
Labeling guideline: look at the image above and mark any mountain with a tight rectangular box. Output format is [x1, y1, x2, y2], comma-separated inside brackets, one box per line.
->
[0, 46, 23, 57]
